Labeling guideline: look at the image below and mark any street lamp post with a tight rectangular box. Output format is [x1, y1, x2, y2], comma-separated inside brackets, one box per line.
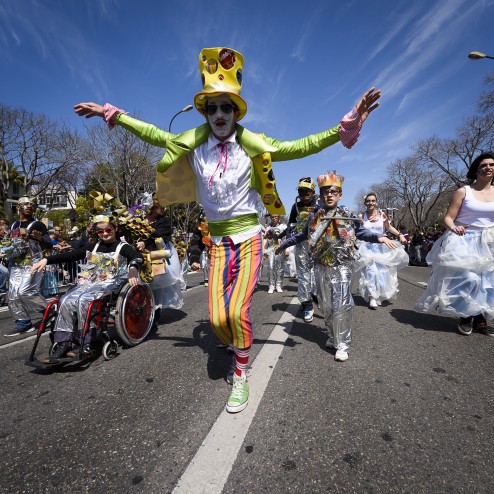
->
[468, 51, 494, 61]
[167, 105, 193, 230]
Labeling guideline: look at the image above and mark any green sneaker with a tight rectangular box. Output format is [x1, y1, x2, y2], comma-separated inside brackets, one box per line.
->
[226, 374, 249, 413]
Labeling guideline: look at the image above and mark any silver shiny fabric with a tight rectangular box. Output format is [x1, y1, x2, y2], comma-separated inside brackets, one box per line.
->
[53, 275, 127, 343]
[53, 249, 129, 344]
[8, 266, 46, 321]
[314, 263, 354, 351]
[267, 249, 285, 288]
[294, 241, 314, 303]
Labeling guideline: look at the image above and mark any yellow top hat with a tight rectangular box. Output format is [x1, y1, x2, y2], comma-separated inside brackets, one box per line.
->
[317, 171, 344, 189]
[194, 47, 247, 121]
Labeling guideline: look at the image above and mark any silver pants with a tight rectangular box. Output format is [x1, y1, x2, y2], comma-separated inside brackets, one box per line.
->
[8, 266, 46, 327]
[267, 251, 285, 287]
[53, 277, 124, 344]
[314, 263, 354, 351]
[294, 241, 315, 304]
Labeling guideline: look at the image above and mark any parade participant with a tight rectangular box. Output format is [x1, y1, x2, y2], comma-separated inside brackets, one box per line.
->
[74, 47, 381, 413]
[0, 219, 8, 301]
[286, 177, 319, 321]
[355, 193, 408, 309]
[264, 214, 287, 293]
[415, 152, 494, 336]
[3, 197, 52, 337]
[135, 201, 183, 326]
[188, 210, 211, 287]
[30, 216, 143, 362]
[276, 172, 391, 361]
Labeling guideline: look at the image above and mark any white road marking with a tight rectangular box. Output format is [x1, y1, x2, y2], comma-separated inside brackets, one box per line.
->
[172, 297, 299, 494]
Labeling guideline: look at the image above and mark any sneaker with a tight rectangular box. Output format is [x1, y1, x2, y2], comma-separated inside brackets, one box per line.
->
[275, 285, 283, 293]
[325, 338, 334, 349]
[472, 315, 494, 336]
[335, 349, 349, 362]
[226, 374, 249, 413]
[4, 326, 35, 337]
[303, 309, 314, 323]
[268, 285, 275, 294]
[226, 355, 237, 385]
[369, 298, 378, 309]
[42, 341, 72, 363]
[204, 281, 209, 287]
[458, 317, 473, 335]
[66, 345, 95, 359]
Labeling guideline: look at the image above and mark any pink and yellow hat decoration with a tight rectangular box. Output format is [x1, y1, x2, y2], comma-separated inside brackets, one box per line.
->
[194, 47, 247, 121]
[317, 171, 344, 190]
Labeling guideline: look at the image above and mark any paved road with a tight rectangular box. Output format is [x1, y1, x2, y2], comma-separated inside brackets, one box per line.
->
[0, 267, 493, 493]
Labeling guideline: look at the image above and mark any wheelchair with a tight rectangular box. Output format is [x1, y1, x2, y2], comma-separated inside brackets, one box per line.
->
[25, 282, 155, 369]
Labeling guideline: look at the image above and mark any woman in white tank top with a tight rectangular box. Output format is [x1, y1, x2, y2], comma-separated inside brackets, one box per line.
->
[355, 193, 408, 308]
[415, 152, 494, 336]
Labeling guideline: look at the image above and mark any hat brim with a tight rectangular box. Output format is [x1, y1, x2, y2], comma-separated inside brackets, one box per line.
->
[194, 91, 247, 121]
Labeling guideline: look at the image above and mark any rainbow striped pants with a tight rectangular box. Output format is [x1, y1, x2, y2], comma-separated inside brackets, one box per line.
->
[208, 233, 262, 349]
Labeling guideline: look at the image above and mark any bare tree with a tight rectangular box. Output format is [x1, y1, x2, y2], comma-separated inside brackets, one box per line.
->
[81, 121, 161, 206]
[384, 156, 454, 229]
[0, 103, 83, 215]
[478, 72, 494, 114]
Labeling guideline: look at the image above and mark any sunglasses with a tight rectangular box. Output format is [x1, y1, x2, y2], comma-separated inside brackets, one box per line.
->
[95, 227, 114, 235]
[204, 104, 236, 116]
[321, 188, 341, 197]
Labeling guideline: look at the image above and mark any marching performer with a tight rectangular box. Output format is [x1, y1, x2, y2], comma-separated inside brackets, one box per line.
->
[264, 214, 287, 294]
[355, 193, 408, 309]
[415, 152, 494, 336]
[74, 47, 381, 413]
[286, 178, 319, 321]
[277, 172, 392, 361]
[3, 197, 52, 337]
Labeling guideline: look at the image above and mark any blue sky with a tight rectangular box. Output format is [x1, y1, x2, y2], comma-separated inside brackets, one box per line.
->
[1, 0, 493, 211]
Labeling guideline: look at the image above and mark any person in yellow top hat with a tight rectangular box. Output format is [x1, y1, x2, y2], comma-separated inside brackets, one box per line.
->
[74, 46, 381, 414]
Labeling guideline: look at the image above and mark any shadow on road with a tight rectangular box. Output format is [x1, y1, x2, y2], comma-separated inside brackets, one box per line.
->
[389, 308, 457, 333]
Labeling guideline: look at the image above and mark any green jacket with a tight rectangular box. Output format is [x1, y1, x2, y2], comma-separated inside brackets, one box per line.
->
[116, 114, 341, 214]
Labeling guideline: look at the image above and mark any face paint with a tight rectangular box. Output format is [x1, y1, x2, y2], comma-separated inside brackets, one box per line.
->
[206, 95, 237, 141]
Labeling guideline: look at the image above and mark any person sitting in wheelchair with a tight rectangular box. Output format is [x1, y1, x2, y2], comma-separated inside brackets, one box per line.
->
[30, 215, 143, 363]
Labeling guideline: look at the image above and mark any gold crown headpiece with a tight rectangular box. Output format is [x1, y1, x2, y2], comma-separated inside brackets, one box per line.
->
[317, 171, 344, 190]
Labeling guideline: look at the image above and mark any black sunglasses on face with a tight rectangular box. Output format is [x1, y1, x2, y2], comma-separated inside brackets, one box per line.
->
[205, 104, 236, 116]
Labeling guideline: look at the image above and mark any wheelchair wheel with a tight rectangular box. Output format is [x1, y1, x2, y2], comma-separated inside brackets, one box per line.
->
[103, 340, 118, 360]
[48, 342, 58, 356]
[114, 283, 155, 347]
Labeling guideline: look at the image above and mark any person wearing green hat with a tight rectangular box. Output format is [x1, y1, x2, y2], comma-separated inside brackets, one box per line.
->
[74, 47, 381, 413]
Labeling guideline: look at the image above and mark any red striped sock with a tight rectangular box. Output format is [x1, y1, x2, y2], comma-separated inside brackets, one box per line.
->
[233, 346, 250, 378]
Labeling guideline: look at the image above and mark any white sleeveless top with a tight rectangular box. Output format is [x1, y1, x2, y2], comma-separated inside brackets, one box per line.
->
[362, 211, 385, 235]
[455, 186, 494, 229]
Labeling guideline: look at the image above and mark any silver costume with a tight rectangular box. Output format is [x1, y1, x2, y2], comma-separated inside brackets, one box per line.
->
[314, 263, 354, 351]
[264, 224, 287, 289]
[6, 227, 49, 327]
[53, 245, 128, 344]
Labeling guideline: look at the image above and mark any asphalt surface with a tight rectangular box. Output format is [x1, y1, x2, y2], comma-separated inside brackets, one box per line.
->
[0, 266, 493, 493]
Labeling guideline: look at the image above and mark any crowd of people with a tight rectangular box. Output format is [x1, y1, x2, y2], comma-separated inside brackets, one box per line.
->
[1, 46, 493, 417]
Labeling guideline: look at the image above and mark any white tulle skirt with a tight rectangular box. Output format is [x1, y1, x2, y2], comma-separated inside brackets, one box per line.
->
[415, 228, 494, 320]
[355, 241, 409, 303]
[150, 244, 184, 310]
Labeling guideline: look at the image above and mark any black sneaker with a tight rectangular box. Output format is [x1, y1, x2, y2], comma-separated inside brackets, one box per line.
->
[458, 317, 473, 335]
[473, 315, 494, 336]
[66, 345, 95, 359]
[43, 341, 73, 363]
[4, 326, 35, 337]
